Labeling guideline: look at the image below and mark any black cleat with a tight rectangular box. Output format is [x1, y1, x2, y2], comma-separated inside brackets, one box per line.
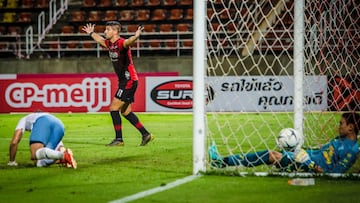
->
[140, 134, 154, 146]
[106, 139, 124, 146]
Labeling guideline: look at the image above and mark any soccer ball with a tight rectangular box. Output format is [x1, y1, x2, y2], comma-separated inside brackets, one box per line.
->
[276, 128, 303, 151]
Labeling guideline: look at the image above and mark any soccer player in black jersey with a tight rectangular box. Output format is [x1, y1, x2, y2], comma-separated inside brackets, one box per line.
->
[82, 21, 153, 146]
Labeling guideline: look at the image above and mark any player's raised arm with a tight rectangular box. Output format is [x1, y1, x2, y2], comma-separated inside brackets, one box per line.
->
[82, 23, 106, 47]
[124, 26, 143, 48]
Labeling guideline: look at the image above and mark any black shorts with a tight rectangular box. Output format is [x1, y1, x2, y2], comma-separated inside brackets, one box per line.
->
[114, 80, 138, 103]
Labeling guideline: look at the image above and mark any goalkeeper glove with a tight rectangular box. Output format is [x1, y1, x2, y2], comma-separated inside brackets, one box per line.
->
[294, 149, 315, 169]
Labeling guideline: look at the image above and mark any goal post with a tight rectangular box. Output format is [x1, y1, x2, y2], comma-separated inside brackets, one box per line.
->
[193, 0, 207, 175]
[193, 0, 360, 175]
[293, 0, 305, 137]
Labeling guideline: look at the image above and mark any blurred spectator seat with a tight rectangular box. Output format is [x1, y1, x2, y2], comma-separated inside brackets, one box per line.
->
[115, 0, 128, 7]
[37, 0, 49, 8]
[176, 23, 190, 32]
[0, 0, 5, 7]
[98, 0, 112, 7]
[179, 0, 192, 6]
[212, 0, 222, 4]
[164, 0, 177, 6]
[184, 9, 193, 20]
[147, 0, 160, 6]
[148, 40, 161, 48]
[18, 12, 32, 22]
[78, 25, 85, 33]
[88, 11, 102, 22]
[49, 41, 60, 50]
[169, 9, 183, 20]
[127, 25, 139, 32]
[0, 42, 9, 50]
[21, 0, 33, 8]
[83, 0, 96, 7]
[228, 23, 236, 32]
[165, 40, 177, 48]
[151, 9, 167, 21]
[144, 24, 156, 32]
[2, 12, 16, 23]
[130, 0, 144, 7]
[182, 40, 193, 47]
[219, 9, 235, 20]
[66, 41, 78, 49]
[130, 41, 143, 49]
[6, 0, 18, 8]
[207, 8, 214, 19]
[120, 10, 135, 21]
[210, 23, 220, 31]
[104, 10, 118, 21]
[61, 25, 74, 34]
[159, 24, 173, 32]
[82, 41, 95, 49]
[8, 26, 21, 35]
[71, 11, 86, 22]
[94, 25, 106, 33]
[136, 9, 150, 21]
[0, 26, 6, 34]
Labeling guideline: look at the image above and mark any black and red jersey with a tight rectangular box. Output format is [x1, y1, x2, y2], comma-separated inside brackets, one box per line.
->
[105, 38, 139, 84]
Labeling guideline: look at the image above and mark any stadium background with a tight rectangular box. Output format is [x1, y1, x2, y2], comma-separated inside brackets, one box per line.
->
[0, 0, 359, 113]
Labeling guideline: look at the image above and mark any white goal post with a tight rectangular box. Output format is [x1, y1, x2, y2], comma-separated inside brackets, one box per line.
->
[193, 0, 360, 175]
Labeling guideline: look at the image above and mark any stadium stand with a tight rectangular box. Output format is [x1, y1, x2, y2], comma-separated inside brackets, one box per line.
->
[71, 11, 86, 22]
[115, 0, 128, 7]
[130, 0, 144, 7]
[151, 9, 167, 21]
[83, 0, 96, 7]
[164, 0, 177, 6]
[136, 9, 150, 21]
[21, 0, 33, 8]
[98, 0, 112, 7]
[119, 9, 134, 21]
[88, 11, 102, 22]
[61, 25, 74, 34]
[104, 10, 118, 21]
[169, 9, 183, 21]
[127, 24, 139, 32]
[184, 8, 193, 20]
[18, 12, 32, 23]
[0, 0, 198, 58]
[37, 0, 49, 8]
[179, 0, 192, 6]
[147, 0, 161, 6]
[159, 24, 173, 32]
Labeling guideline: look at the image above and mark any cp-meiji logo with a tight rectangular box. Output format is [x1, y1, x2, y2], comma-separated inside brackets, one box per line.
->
[151, 80, 193, 109]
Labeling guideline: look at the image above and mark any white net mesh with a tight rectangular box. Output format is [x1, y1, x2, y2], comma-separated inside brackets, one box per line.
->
[205, 0, 360, 175]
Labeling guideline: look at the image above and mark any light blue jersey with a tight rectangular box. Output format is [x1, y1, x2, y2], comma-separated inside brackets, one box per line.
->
[307, 137, 359, 173]
[282, 137, 359, 173]
[15, 113, 65, 150]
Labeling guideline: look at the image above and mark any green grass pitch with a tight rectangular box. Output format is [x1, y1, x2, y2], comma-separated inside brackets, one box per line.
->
[0, 113, 360, 203]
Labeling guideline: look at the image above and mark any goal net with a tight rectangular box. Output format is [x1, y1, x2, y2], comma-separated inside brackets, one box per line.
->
[204, 0, 360, 175]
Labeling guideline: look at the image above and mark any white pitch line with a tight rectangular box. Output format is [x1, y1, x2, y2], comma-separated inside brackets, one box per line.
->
[108, 174, 201, 203]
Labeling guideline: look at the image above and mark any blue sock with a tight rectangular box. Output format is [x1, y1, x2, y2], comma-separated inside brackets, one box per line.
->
[224, 150, 270, 167]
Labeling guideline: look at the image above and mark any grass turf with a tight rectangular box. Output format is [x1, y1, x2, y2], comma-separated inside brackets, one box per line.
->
[0, 113, 360, 203]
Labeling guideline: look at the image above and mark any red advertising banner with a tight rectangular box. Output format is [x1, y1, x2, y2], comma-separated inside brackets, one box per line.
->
[0, 72, 178, 113]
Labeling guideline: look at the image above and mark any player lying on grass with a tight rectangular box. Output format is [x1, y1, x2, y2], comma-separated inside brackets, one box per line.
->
[8, 112, 77, 169]
[209, 112, 360, 173]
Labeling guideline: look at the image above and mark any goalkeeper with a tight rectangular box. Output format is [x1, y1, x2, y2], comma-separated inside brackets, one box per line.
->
[209, 112, 360, 173]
